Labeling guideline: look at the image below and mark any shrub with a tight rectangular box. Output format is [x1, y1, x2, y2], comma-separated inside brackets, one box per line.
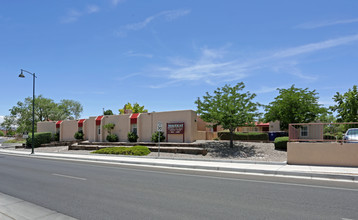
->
[26, 132, 52, 148]
[127, 132, 138, 142]
[323, 133, 335, 140]
[213, 137, 220, 141]
[0, 131, 4, 136]
[74, 131, 84, 140]
[106, 134, 119, 142]
[53, 132, 60, 141]
[151, 131, 165, 142]
[218, 132, 268, 141]
[6, 130, 15, 137]
[92, 145, 150, 156]
[274, 136, 289, 150]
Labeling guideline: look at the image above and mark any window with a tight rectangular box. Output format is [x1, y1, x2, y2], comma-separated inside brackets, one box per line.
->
[98, 127, 101, 135]
[132, 124, 137, 135]
[301, 126, 308, 137]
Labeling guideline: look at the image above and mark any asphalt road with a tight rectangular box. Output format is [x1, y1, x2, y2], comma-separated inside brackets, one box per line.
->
[0, 154, 358, 220]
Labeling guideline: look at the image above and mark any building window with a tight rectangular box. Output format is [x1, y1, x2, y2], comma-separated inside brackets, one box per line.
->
[131, 124, 137, 135]
[301, 126, 308, 137]
[98, 127, 101, 135]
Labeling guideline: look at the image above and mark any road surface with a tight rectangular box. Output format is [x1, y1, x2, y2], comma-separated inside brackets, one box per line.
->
[0, 154, 357, 220]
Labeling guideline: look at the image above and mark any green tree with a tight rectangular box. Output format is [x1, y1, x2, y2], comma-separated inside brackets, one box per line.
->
[103, 123, 115, 135]
[330, 85, 358, 122]
[9, 95, 83, 134]
[0, 115, 16, 134]
[58, 99, 83, 120]
[195, 82, 260, 148]
[104, 109, 114, 115]
[119, 102, 148, 114]
[264, 85, 325, 130]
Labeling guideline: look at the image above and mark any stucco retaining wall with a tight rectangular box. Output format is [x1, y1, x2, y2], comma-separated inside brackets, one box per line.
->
[287, 142, 358, 167]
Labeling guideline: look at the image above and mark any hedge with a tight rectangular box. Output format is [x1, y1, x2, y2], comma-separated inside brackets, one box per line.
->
[218, 132, 268, 141]
[274, 136, 289, 150]
[0, 131, 4, 136]
[26, 132, 52, 148]
[92, 146, 151, 156]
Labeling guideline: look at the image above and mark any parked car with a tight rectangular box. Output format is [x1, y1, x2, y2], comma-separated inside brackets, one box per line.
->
[343, 128, 358, 143]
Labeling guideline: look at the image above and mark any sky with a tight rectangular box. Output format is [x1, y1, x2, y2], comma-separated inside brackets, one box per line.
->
[1, 0, 358, 122]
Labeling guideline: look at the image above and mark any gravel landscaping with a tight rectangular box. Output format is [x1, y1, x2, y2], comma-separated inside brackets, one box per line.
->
[9, 140, 287, 162]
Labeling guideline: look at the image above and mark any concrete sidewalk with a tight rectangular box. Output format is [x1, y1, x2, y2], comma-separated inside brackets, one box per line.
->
[1, 149, 358, 182]
[0, 192, 76, 220]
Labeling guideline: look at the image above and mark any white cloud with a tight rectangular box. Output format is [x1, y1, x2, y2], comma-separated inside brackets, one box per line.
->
[124, 51, 153, 58]
[86, 5, 100, 14]
[272, 34, 358, 58]
[296, 18, 358, 29]
[116, 9, 190, 36]
[111, 0, 125, 6]
[0, 116, 4, 124]
[148, 34, 358, 88]
[61, 5, 100, 23]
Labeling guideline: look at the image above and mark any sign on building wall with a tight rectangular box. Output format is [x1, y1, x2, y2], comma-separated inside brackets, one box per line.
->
[166, 122, 185, 142]
[167, 123, 184, 134]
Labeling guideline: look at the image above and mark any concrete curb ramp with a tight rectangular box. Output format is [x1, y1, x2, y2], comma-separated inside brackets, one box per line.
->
[1, 150, 358, 182]
[0, 192, 76, 220]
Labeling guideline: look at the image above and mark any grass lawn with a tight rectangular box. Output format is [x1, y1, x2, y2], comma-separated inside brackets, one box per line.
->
[3, 139, 26, 144]
[92, 145, 151, 156]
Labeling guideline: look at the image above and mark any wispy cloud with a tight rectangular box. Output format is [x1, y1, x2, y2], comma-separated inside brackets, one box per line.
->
[147, 34, 358, 88]
[124, 51, 153, 58]
[111, 0, 125, 6]
[296, 18, 358, 29]
[116, 9, 190, 36]
[61, 5, 100, 23]
[272, 34, 358, 58]
[0, 115, 4, 124]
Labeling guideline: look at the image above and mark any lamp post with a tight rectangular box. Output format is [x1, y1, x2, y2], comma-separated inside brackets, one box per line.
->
[19, 69, 36, 154]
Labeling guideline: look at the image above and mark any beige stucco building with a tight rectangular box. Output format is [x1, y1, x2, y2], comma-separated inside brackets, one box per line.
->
[38, 110, 201, 143]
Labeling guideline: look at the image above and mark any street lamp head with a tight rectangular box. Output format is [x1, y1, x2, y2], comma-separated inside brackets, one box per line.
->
[18, 70, 25, 78]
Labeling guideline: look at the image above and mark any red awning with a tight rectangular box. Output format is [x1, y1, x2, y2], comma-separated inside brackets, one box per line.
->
[256, 122, 269, 127]
[130, 113, 139, 124]
[95, 116, 104, 126]
[56, 120, 63, 128]
[78, 119, 86, 127]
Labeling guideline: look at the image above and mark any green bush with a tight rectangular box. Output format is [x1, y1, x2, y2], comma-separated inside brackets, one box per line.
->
[274, 136, 289, 150]
[6, 130, 15, 137]
[92, 145, 151, 156]
[74, 131, 84, 140]
[127, 132, 138, 142]
[0, 131, 4, 136]
[26, 132, 52, 148]
[151, 131, 165, 142]
[218, 132, 268, 141]
[53, 132, 60, 141]
[106, 134, 119, 142]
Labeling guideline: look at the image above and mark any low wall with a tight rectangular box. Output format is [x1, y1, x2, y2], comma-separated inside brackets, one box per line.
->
[288, 142, 358, 167]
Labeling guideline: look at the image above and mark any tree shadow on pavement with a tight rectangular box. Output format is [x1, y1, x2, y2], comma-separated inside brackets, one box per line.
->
[207, 142, 264, 158]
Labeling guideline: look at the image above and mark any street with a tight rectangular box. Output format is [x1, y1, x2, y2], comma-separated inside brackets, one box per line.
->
[0, 154, 357, 220]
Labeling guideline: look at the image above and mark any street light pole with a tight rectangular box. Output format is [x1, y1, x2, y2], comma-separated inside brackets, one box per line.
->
[19, 69, 37, 154]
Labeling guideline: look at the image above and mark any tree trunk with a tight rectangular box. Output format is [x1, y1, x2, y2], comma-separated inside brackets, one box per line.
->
[229, 129, 234, 148]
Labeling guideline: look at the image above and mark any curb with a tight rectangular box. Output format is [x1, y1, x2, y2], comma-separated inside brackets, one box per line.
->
[0, 150, 357, 182]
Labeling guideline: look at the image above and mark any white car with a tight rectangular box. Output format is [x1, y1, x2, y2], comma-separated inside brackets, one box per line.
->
[343, 128, 358, 143]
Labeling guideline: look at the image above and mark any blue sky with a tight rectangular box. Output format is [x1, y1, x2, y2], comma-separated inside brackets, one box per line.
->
[1, 0, 358, 121]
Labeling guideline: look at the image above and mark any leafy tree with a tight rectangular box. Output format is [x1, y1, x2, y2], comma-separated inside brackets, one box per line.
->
[103, 123, 115, 135]
[104, 109, 114, 115]
[58, 99, 83, 120]
[330, 85, 358, 122]
[264, 85, 325, 130]
[8, 95, 83, 134]
[195, 82, 260, 148]
[0, 115, 16, 134]
[119, 102, 148, 114]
